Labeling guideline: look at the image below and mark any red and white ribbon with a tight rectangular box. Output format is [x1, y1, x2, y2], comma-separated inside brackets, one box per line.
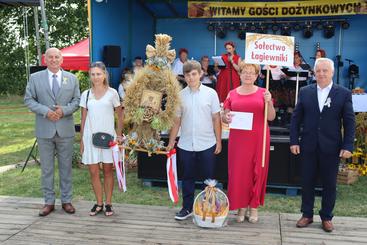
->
[110, 142, 126, 192]
[166, 149, 179, 203]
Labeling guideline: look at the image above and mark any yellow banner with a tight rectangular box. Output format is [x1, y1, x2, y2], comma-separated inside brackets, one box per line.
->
[188, 0, 367, 18]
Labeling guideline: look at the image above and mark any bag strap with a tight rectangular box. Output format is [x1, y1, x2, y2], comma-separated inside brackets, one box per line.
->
[86, 89, 90, 111]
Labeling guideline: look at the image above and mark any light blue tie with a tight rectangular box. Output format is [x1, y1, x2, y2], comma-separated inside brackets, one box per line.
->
[52, 74, 60, 97]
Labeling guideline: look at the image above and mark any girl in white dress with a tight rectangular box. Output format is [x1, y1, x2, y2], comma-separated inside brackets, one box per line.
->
[80, 61, 124, 216]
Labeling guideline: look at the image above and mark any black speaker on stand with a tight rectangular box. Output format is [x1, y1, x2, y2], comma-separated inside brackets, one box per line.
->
[103, 45, 121, 67]
[103, 45, 121, 85]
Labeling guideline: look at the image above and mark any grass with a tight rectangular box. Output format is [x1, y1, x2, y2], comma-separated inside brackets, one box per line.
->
[0, 95, 367, 217]
[0, 95, 81, 167]
[0, 95, 35, 166]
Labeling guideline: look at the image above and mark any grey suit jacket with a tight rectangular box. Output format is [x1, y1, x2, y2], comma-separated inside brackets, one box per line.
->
[24, 69, 80, 138]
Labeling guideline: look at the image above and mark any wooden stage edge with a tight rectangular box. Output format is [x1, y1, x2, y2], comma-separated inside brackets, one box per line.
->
[0, 196, 367, 245]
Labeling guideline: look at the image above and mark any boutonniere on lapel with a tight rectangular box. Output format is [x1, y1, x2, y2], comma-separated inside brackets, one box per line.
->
[62, 77, 68, 85]
[324, 97, 331, 108]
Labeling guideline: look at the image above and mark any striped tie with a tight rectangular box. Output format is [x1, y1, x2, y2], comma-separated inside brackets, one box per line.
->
[52, 74, 60, 97]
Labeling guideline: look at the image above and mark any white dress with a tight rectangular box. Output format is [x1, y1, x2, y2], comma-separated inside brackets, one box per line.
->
[80, 87, 121, 164]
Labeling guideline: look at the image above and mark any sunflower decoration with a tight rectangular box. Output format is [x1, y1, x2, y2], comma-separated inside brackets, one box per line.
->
[124, 34, 181, 153]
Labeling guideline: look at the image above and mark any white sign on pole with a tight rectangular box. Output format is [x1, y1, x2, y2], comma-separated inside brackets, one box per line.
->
[245, 33, 295, 66]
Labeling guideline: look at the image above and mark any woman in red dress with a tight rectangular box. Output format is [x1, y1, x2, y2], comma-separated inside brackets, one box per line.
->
[222, 62, 275, 223]
[215, 41, 241, 102]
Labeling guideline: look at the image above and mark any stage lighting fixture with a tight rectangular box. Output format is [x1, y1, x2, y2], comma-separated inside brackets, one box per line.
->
[207, 23, 215, 31]
[216, 24, 227, 39]
[280, 24, 291, 36]
[249, 22, 257, 32]
[258, 23, 268, 34]
[238, 30, 246, 40]
[341, 21, 350, 30]
[293, 23, 301, 31]
[237, 23, 246, 40]
[323, 22, 335, 39]
[271, 23, 279, 33]
[229, 22, 236, 31]
[316, 21, 323, 30]
[303, 22, 313, 38]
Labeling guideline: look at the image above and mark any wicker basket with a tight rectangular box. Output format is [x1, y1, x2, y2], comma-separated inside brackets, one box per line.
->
[193, 180, 229, 228]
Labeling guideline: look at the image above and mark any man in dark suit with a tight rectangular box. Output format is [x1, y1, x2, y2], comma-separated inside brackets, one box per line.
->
[290, 58, 355, 232]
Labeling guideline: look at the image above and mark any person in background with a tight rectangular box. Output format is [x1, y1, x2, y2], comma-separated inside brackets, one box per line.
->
[284, 51, 311, 108]
[222, 62, 275, 224]
[286, 51, 311, 83]
[24, 47, 80, 216]
[132, 56, 144, 74]
[215, 41, 241, 102]
[260, 65, 286, 89]
[172, 48, 189, 88]
[290, 58, 355, 232]
[80, 61, 124, 217]
[118, 68, 133, 101]
[167, 60, 222, 221]
[200, 55, 217, 89]
[311, 49, 327, 83]
[315, 49, 326, 60]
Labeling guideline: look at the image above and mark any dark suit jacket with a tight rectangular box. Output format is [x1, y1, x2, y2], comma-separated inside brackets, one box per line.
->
[290, 83, 355, 154]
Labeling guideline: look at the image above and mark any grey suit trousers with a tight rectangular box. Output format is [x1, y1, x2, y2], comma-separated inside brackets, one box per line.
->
[38, 134, 74, 204]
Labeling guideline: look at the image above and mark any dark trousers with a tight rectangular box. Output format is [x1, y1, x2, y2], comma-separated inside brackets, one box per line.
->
[178, 145, 216, 212]
[300, 147, 340, 221]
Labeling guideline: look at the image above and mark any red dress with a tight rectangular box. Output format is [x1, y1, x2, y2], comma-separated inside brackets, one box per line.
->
[216, 54, 241, 102]
[224, 87, 270, 210]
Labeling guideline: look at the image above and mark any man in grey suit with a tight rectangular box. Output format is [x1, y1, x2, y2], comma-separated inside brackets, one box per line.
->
[24, 47, 80, 216]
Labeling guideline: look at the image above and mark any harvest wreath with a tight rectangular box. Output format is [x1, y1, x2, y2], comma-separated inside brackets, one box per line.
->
[123, 34, 181, 155]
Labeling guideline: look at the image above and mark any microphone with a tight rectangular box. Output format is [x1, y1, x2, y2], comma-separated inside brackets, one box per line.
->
[345, 58, 354, 63]
[228, 53, 232, 62]
[309, 57, 316, 60]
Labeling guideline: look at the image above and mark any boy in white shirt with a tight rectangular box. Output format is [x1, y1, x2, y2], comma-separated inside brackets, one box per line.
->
[167, 60, 222, 220]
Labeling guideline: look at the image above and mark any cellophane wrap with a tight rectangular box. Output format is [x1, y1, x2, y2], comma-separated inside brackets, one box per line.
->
[193, 179, 229, 228]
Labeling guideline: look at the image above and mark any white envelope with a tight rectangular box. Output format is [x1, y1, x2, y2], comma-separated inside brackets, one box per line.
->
[229, 111, 254, 130]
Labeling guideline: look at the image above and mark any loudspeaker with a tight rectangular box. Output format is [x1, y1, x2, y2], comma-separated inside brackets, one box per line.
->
[103, 45, 121, 67]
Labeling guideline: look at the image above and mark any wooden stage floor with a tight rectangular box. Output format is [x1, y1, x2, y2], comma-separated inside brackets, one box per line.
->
[0, 196, 366, 245]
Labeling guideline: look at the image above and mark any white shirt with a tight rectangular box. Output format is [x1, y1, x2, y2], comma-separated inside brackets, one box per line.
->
[262, 65, 285, 80]
[47, 69, 62, 90]
[201, 75, 214, 84]
[171, 58, 184, 76]
[177, 84, 221, 151]
[118, 84, 125, 100]
[317, 82, 333, 112]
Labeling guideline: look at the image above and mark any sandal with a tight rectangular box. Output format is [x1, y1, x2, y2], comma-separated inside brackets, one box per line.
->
[236, 208, 247, 223]
[105, 204, 114, 216]
[90, 204, 103, 216]
[248, 208, 259, 223]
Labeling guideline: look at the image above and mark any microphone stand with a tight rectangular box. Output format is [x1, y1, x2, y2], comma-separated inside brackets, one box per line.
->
[228, 53, 233, 90]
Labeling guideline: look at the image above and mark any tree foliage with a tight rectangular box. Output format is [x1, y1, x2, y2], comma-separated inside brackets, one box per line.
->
[0, 0, 88, 95]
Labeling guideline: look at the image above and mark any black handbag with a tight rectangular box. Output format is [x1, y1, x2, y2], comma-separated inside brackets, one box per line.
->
[86, 90, 114, 149]
[92, 132, 114, 149]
